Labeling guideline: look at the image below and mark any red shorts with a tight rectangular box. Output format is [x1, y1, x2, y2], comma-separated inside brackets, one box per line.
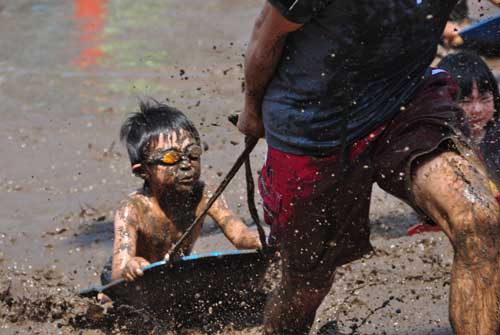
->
[258, 71, 478, 275]
[258, 129, 383, 273]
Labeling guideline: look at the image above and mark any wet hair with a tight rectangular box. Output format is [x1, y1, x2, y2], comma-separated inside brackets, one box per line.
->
[437, 52, 500, 121]
[120, 100, 200, 166]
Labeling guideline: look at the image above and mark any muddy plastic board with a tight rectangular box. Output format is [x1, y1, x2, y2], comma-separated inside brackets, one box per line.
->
[80, 250, 269, 316]
[459, 14, 500, 56]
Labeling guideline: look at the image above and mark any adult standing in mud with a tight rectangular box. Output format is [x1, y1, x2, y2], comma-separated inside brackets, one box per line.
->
[238, 1, 500, 334]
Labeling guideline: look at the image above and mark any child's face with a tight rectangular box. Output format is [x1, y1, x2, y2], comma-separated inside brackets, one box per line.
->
[460, 81, 495, 138]
[145, 131, 201, 193]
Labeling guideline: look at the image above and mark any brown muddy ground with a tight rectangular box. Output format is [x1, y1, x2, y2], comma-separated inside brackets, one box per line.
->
[1, 1, 499, 334]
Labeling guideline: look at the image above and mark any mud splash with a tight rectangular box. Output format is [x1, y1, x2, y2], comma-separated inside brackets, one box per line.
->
[0, 236, 454, 335]
[0, 276, 260, 334]
[0, 258, 281, 334]
[1, 288, 166, 334]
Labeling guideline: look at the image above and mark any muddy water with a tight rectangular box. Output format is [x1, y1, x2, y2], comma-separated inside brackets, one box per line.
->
[0, 0, 263, 279]
[0, 1, 498, 334]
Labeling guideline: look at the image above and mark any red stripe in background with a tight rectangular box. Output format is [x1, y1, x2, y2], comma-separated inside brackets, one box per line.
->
[74, 0, 107, 68]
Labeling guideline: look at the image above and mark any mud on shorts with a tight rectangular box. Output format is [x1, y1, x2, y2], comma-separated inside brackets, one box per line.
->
[259, 71, 477, 281]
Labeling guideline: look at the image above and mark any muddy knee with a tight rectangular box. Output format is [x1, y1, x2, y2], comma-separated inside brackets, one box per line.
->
[438, 162, 500, 263]
[413, 151, 500, 263]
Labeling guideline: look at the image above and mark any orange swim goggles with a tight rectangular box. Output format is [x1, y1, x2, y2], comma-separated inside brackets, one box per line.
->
[146, 145, 202, 166]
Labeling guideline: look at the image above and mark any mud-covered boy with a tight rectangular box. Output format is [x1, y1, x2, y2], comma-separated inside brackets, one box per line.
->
[103, 101, 261, 283]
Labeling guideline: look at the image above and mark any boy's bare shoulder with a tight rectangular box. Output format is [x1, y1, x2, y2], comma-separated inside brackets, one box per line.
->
[115, 190, 153, 227]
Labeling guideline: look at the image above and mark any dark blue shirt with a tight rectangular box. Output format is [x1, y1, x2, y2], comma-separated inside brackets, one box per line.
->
[263, 0, 458, 155]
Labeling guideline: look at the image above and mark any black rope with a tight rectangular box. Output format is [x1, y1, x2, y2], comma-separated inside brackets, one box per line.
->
[244, 136, 271, 252]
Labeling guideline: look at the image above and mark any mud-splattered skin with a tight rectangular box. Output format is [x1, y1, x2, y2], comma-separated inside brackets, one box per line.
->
[112, 131, 261, 282]
[130, 183, 204, 262]
[412, 151, 500, 334]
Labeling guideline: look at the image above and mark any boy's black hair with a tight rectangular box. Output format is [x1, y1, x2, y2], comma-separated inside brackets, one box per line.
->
[120, 100, 200, 166]
[437, 52, 500, 121]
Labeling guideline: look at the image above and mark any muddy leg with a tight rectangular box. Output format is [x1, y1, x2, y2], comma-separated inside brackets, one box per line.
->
[412, 151, 500, 334]
[263, 260, 335, 335]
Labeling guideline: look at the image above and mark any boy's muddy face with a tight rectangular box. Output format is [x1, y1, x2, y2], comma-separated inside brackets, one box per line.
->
[146, 131, 201, 193]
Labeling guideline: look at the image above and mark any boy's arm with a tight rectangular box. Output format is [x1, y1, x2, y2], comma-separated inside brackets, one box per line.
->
[111, 204, 149, 281]
[208, 194, 262, 250]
